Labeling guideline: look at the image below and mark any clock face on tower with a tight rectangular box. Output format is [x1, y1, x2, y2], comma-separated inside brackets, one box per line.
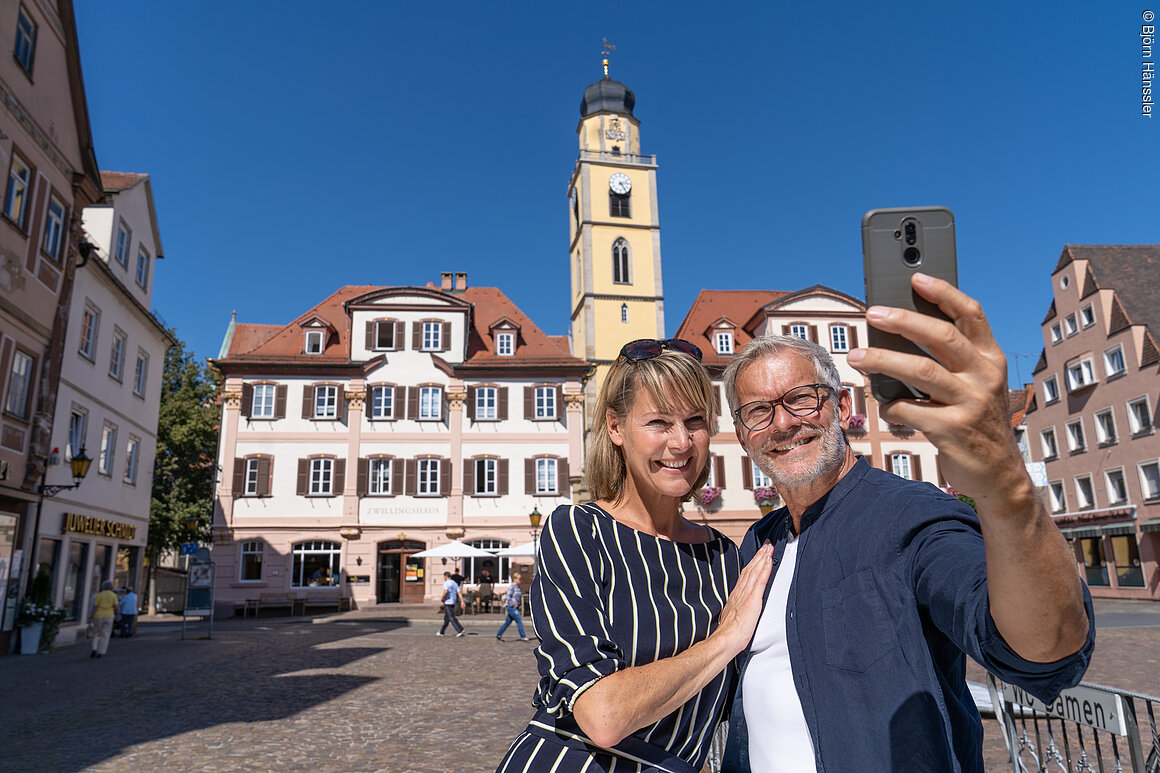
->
[608, 173, 631, 195]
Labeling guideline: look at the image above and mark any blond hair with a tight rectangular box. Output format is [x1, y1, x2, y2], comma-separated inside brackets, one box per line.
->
[585, 350, 716, 503]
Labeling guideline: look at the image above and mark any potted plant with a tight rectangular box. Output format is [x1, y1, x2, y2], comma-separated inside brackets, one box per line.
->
[847, 413, 867, 433]
[753, 485, 779, 513]
[16, 568, 65, 654]
[698, 485, 722, 508]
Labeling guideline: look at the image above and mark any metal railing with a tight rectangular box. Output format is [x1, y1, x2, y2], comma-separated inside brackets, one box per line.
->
[988, 674, 1160, 772]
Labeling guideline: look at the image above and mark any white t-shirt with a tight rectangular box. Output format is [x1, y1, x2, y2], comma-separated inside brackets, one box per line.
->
[442, 578, 459, 605]
[742, 533, 817, 771]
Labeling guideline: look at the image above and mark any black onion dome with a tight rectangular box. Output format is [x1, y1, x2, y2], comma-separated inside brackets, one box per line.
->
[580, 76, 636, 117]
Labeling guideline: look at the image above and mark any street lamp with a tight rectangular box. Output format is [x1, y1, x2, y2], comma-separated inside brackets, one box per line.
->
[528, 506, 541, 615]
[22, 447, 94, 599]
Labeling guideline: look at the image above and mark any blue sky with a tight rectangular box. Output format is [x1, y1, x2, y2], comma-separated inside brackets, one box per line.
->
[74, 2, 1156, 387]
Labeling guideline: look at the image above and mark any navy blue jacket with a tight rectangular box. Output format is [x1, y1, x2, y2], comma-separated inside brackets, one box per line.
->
[722, 458, 1094, 773]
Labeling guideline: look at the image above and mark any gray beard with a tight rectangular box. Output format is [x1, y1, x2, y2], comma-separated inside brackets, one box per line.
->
[751, 410, 848, 489]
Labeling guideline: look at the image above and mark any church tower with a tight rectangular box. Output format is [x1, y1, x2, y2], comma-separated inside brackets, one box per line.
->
[567, 57, 665, 417]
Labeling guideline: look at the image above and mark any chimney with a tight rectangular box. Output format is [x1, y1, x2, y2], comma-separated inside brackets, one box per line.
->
[454, 272, 467, 291]
[440, 272, 453, 291]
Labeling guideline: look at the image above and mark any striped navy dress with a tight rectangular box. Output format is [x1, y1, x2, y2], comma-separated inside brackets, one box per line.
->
[497, 503, 742, 773]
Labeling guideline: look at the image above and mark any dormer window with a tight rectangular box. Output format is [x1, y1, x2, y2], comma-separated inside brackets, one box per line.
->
[304, 330, 324, 354]
[715, 331, 734, 355]
[422, 321, 442, 351]
[496, 332, 514, 356]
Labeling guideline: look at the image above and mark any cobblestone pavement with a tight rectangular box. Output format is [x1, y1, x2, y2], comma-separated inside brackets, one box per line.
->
[1, 602, 1157, 773]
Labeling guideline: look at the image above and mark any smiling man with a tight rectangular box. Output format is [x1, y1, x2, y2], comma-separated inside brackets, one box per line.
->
[720, 275, 1094, 773]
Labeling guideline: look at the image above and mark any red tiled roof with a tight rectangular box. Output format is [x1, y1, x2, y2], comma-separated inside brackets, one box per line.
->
[100, 171, 148, 192]
[1059, 245, 1160, 341]
[1008, 385, 1033, 428]
[674, 289, 792, 371]
[460, 286, 587, 369]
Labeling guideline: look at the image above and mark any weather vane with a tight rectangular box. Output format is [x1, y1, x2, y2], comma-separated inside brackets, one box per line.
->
[601, 37, 616, 77]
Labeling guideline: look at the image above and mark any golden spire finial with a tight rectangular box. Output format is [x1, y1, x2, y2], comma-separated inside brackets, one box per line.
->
[601, 37, 616, 77]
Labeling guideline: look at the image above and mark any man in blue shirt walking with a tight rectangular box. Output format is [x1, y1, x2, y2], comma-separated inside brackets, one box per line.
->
[721, 274, 1093, 772]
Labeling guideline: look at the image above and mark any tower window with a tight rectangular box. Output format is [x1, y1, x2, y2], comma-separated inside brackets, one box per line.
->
[609, 191, 631, 218]
[621, 304, 628, 323]
[612, 238, 631, 284]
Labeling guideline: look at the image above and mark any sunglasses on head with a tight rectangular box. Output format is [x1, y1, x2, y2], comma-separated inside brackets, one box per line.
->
[617, 338, 703, 362]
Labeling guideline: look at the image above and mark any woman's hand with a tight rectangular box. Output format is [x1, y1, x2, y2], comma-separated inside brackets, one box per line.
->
[714, 542, 773, 655]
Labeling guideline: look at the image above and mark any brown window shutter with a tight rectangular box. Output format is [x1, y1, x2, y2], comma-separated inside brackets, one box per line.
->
[499, 458, 509, 495]
[855, 386, 866, 415]
[333, 459, 346, 494]
[233, 458, 245, 494]
[498, 387, 509, 420]
[302, 385, 314, 418]
[781, 325, 790, 336]
[467, 386, 476, 421]
[241, 384, 253, 418]
[463, 457, 475, 495]
[912, 455, 922, 482]
[391, 321, 402, 349]
[849, 326, 859, 349]
[742, 456, 753, 489]
[257, 457, 272, 496]
[407, 386, 419, 419]
[809, 325, 819, 343]
[555, 386, 564, 422]
[365, 321, 375, 350]
[524, 386, 534, 419]
[404, 459, 416, 495]
[335, 385, 345, 420]
[525, 458, 534, 493]
[441, 321, 451, 351]
[391, 458, 403, 495]
[296, 459, 309, 495]
[935, 455, 946, 487]
[440, 457, 451, 495]
[357, 458, 369, 495]
[275, 385, 287, 418]
[714, 455, 726, 487]
[557, 459, 570, 495]
[712, 385, 721, 416]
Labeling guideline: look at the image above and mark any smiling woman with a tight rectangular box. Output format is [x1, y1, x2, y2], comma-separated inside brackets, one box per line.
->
[495, 341, 774, 773]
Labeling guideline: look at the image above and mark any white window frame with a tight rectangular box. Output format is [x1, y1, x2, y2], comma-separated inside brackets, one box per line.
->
[42, 195, 65, 261]
[308, 458, 334, 496]
[304, 330, 324, 354]
[752, 462, 773, 488]
[1080, 304, 1096, 328]
[114, 221, 131, 267]
[612, 239, 630, 284]
[1094, 409, 1117, 446]
[369, 385, 394, 420]
[421, 321, 442, 351]
[373, 320, 396, 350]
[1065, 359, 1096, 392]
[715, 331, 734, 355]
[1040, 427, 1058, 459]
[1139, 460, 1160, 501]
[496, 332, 514, 356]
[418, 386, 442, 421]
[239, 541, 263, 581]
[1043, 375, 1060, 404]
[14, 6, 36, 75]
[1065, 419, 1086, 453]
[4, 350, 34, 418]
[534, 385, 557, 420]
[251, 383, 277, 419]
[417, 458, 440, 496]
[244, 457, 261, 496]
[314, 384, 338, 419]
[68, 409, 87, 458]
[789, 324, 809, 340]
[369, 458, 392, 495]
[1074, 475, 1095, 510]
[474, 458, 498, 495]
[98, 422, 118, 476]
[830, 325, 849, 353]
[535, 457, 558, 495]
[79, 304, 100, 360]
[620, 304, 629, 323]
[133, 351, 148, 397]
[123, 435, 140, 484]
[475, 386, 497, 420]
[1104, 468, 1128, 505]
[891, 453, 913, 480]
[1049, 323, 1062, 344]
[108, 329, 126, 381]
[1064, 314, 1078, 337]
[1127, 397, 1153, 435]
[135, 246, 150, 289]
[1103, 345, 1125, 378]
[4, 154, 30, 227]
[1048, 480, 1067, 513]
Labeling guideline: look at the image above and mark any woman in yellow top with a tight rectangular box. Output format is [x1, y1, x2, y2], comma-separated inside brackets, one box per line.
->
[90, 580, 120, 659]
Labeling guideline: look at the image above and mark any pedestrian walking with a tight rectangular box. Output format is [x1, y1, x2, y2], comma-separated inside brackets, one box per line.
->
[90, 581, 120, 658]
[437, 571, 465, 637]
[118, 586, 138, 637]
[495, 580, 528, 641]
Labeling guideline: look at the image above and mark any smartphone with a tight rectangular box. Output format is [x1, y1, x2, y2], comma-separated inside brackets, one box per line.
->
[861, 206, 958, 403]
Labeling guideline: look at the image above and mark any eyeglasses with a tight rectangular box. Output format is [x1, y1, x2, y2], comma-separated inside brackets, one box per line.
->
[617, 338, 703, 363]
[733, 384, 832, 431]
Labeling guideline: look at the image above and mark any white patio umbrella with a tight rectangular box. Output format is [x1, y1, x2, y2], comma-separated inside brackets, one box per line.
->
[409, 540, 497, 559]
[495, 540, 538, 557]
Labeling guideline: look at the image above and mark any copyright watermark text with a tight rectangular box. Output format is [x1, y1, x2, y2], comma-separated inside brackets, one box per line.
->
[1144, 10, 1155, 116]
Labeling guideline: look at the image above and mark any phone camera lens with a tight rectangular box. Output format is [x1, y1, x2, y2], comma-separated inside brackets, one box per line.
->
[903, 247, 921, 266]
[892, 230, 902, 240]
[903, 221, 917, 246]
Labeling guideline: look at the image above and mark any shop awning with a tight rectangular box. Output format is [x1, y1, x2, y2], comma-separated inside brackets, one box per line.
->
[1140, 519, 1160, 534]
[1058, 521, 1138, 539]
[1099, 522, 1138, 537]
[1060, 526, 1103, 539]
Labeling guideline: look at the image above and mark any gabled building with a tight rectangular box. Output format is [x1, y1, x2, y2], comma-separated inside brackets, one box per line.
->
[0, 0, 102, 651]
[674, 284, 945, 542]
[210, 273, 589, 610]
[1024, 245, 1160, 600]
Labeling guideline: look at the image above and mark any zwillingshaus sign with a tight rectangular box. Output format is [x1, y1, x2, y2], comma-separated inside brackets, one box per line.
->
[61, 513, 137, 540]
[999, 680, 1128, 735]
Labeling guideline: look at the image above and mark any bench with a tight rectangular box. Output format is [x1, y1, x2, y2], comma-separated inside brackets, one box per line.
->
[300, 588, 352, 614]
[244, 593, 303, 618]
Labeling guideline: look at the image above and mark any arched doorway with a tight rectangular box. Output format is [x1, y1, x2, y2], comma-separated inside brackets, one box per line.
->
[377, 540, 425, 603]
